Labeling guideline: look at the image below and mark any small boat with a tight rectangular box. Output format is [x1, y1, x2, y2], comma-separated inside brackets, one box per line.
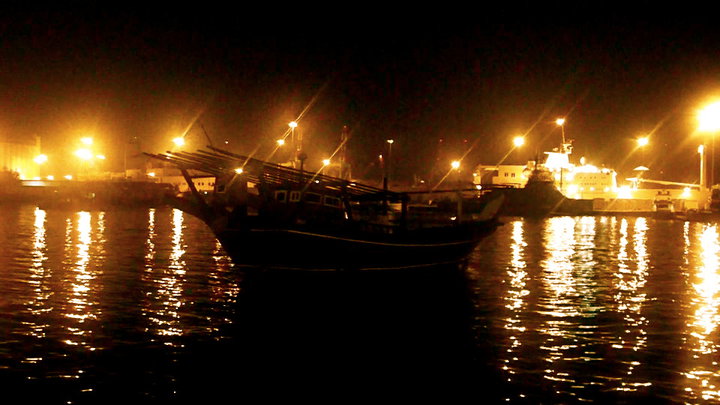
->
[146, 147, 505, 271]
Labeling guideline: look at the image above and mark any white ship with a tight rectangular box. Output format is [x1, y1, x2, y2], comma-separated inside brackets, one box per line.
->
[474, 140, 713, 216]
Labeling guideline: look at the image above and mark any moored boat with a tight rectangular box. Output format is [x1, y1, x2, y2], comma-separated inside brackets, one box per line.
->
[146, 147, 505, 271]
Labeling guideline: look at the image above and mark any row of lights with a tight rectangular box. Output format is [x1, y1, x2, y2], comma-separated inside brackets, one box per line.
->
[28, 137, 105, 181]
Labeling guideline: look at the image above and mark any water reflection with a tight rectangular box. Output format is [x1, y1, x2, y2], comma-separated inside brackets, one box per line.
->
[611, 217, 650, 392]
[143, 209, 188, 344]
[25, 208, 51, 341]
[61, 211, 104, 350]
[537, 217, 584, 394]
[682, 223, 720, 402]
[501, 220, 528, 380]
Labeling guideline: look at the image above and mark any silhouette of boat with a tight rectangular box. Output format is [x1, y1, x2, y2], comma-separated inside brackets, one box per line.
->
[146, 147, 505, 271]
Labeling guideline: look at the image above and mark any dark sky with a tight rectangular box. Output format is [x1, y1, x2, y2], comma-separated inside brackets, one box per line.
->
[2, 3, 720, 184]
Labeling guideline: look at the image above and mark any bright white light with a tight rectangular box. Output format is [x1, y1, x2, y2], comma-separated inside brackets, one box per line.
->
[322, 159, 331, 166]
[698, 102, 720, 132]
[74, 149, 93, 160]
[567, 184, 579, 196]
[555, 118, 566, 126]
[681, 187, 692, 198]
[451, 160, 460, 170]
[234, 168, 243, 174]
[46, 175, 54, 180]
[148, 172, 156, 177]
[95, 154, 106, 160]
[289, 121, 298, 129]
[34, 154, 48, 164]
[172, 137, 185, 147]
[637, 136, 649, 147]
[387, 139, 394, 144]
[80, 137, 93, 145]
[545, 151, 570, 170]
[277, 139, 285, 146]
[617, 185, 633, 199]
[513, 136, 525, 147]
[64, 175, 73, 180]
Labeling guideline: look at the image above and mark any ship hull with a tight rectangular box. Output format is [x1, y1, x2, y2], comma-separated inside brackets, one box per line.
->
[213, 221, 500, 271]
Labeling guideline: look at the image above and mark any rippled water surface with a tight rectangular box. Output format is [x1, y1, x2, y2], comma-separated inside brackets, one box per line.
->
[1, 206, 719, 403]
[470, 216, 720, 403]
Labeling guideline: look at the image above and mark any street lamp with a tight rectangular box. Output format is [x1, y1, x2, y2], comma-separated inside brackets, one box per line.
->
[75, 148, 93, 160]
[698, 101, 720, 188]
[637, 136, 649, 167]
[497, 135, 526, 167]
[383, 139, 394, 191]
[34, 154, 48, 164]
[555, 117, 565, 136]
[172, 136, 185, 147]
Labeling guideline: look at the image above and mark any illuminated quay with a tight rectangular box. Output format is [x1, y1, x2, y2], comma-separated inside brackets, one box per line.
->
[474, 115, 719, 218]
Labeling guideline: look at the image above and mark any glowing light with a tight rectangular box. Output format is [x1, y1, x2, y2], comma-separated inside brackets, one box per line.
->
[699, 145, 705, 154]
[148, 172, 156, 177]
[277, 139, 285, 146]
[545, 152, 570, 170]
[387, 139, 394, 144]
[637, 137, 649, 147]
[698, 102, 720, 132]
[95, 155, 106, 160]
[234, 168, 243, 174]
[46, 175, 54, 180]
[618, 185, 633, 199]
[172, 137, 185, 147]
[451, 160, 461, 170]
[64, 175, 73, 180]
[34, 154, 48, 164]
[74, 149, 93, 160]
[513, 136, 525, 147]
[682, 187, 692, 198]
[322, 159, 331, 166]
[289, 121, 298, 129]
[80, 137, 93, 145]
[555, 118, 566, 126]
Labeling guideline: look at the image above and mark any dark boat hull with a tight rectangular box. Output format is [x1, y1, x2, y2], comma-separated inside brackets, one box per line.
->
[214, 221, 500, 271]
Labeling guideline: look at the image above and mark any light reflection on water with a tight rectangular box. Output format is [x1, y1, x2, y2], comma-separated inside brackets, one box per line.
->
[0, 205, 241, 402]
[3, 205, 720, 402]
[470, 215, 720, 403]
[682, 223, 720, 402]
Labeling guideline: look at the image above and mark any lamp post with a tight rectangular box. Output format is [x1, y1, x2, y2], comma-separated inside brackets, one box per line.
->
[699, 102, 720, 188]
[384, 139, 394, 191]
[289, 121, 299, 169]
[555, 118, 566, 148]
[496, 135, 526, 169]
[637, 136, 649, 167]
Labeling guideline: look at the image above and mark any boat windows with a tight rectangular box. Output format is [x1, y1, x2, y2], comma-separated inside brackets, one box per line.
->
[275, 190, 287, 202]
[323, 196, 341, 208]
[289, 191, 301, 202]
[305, 192, 322, 204]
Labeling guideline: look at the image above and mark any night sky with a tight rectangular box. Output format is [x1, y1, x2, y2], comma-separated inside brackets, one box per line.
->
[2, 4, 720, 184]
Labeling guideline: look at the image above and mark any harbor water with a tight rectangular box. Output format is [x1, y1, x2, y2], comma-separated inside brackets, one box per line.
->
[1, 205, 719, 403]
